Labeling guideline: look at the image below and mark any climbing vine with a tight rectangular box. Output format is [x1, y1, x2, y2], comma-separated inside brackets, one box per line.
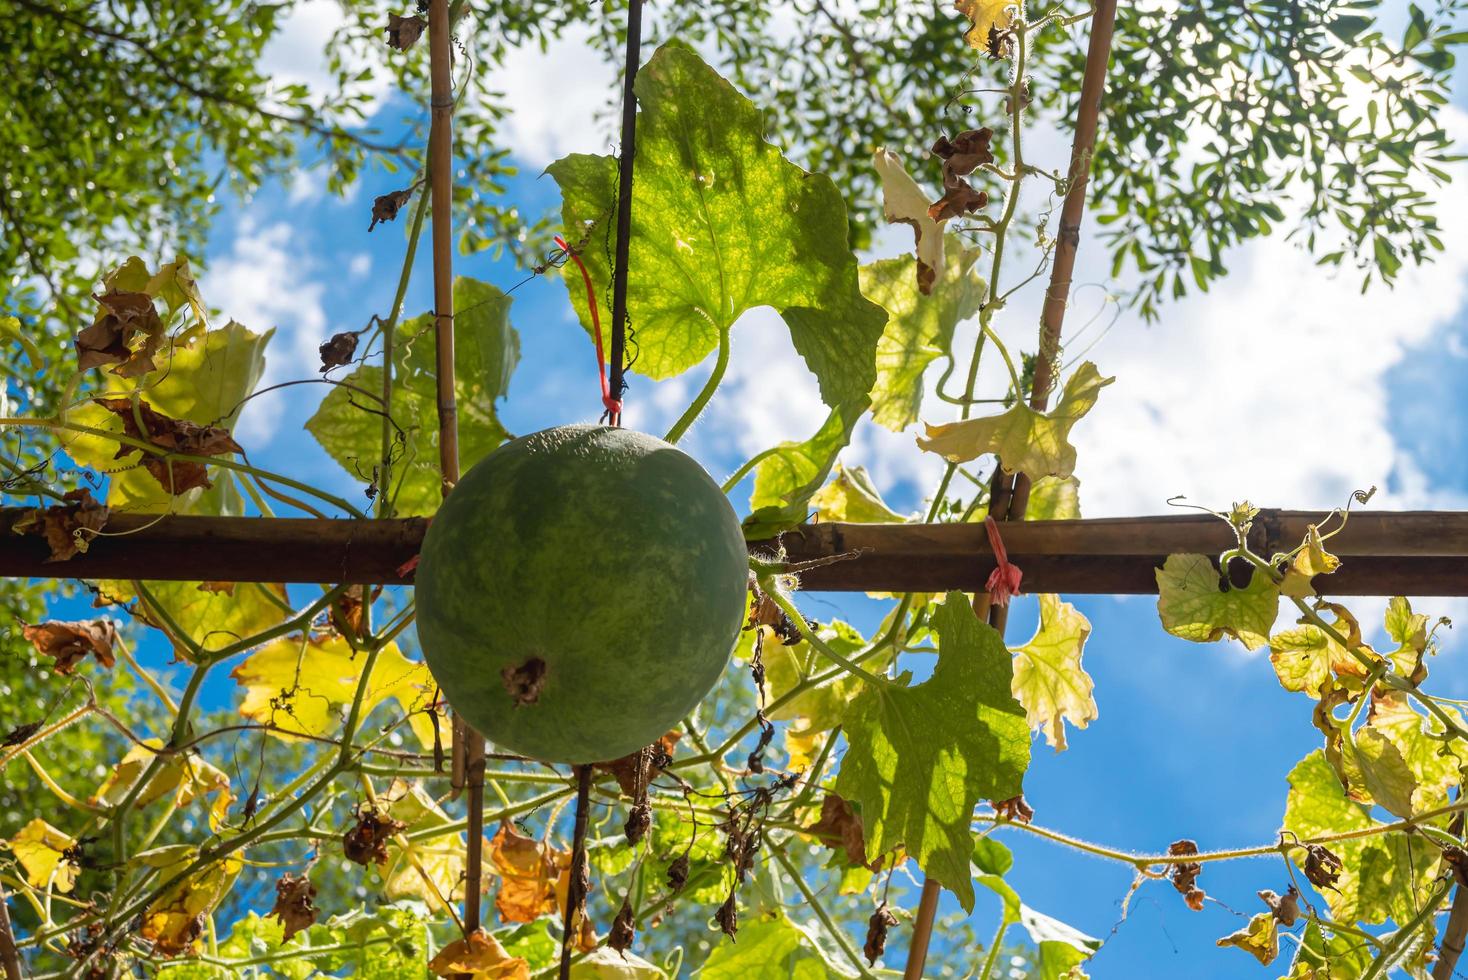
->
[2, 2, 1466, 979]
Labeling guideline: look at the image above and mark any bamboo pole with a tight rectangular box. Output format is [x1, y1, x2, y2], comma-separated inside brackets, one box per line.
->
[3, 509, 1468, 593]
[906, 2, 1120, 974]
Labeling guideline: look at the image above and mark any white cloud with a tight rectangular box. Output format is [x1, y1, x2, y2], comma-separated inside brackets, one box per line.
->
[259, 0, 393, 116]
[484, 26, 619, 169]
[201, 218, 329, 443]
[347, 253, 372, 279]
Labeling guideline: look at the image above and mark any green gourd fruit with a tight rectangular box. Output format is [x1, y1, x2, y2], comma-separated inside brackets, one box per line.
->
[414, 424, 748, 763]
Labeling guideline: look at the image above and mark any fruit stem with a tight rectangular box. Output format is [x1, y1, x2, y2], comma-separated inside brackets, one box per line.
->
[757, 574, 889, 688]
[663, 323, 729, 444]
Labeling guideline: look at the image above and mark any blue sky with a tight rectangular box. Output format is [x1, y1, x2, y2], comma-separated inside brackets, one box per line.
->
[34, 2, 1468, 976]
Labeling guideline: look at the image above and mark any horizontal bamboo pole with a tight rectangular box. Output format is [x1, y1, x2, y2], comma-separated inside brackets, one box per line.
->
[0, 508, 1465, 595]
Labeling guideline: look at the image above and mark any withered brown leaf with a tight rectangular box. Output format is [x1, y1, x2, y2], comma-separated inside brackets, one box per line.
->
[932, 129, 995, 177]
[1168, 839, 1206, 911]
[864, 903, 899, 965]
[269, 872, 319, 942]
[802, 793, 880, 870]
[342, 804, 406, 867]
[318, 331, 361, 373]
[608, 897, 636, 956]
[1259, 886, 1299, 926]
[665, 852, 690, 892]
[384, 13, 426, 51]
[15, 488, 110, 562]
[1301, 842, 1344, 889]
[594, 731, 681, 797]
[76, 291, 165, 377]
[992, 794, 1034, 824]
[94, 397, 243, 494]
[22, 619, 118, 674]
[714, 890, 739, 940]
[488, 821, 571, 923]
[369, 187, 415, 232]
[927, 179, 989, 223]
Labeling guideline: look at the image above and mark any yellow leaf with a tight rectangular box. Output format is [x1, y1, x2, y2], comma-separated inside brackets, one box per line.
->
[91, 740, 234, 830]
[489, 821, 570, 923]
[97, 578, 290, 662]
[1268, 607, 1373, 698]
[139, 847, 242, 956]
[917, 362, 1113, 479]
[380, 779, 467, 913]
[1216, 911, 1278, 966]
[429, 928, 530, 979]
[873, 149, 949, 294]
[232, 635, 446, 750]
[955, 0, 1017, 48]
[3, 818, 81, 893]
[811, 464, 908, 523]
[1010, 594, 1096, 751]
[1280, 524, 1341, 599]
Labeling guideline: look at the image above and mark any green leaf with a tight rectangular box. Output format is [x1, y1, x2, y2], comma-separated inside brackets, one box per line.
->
[1285, 919, 1371, 979]
[696, 909, 844, 978]
[1020, 905, 1101, 980]
[1021, 476, 1082, 521]
[835, 592, 1030, 911]
[307, 277, 518, 516]
[1283, 750, 1436, 924]
[548, 45, 886, 409]
[972, 836, 1013, 875]
[1268, 613, 1371, 698]
[1215, 911, 1278, 966]
[916, 362, 1113, 479]
[98, 579, 291, 661]
[810, 464, 908, 523]
[742, 399, 866, 537]
[1383, 596, 1432, 679]
[1364, 691, 1462, 814]
[1342, 726, 1417, 818]
[1011, 594, 1096, 751]
[1155, 554, 1279, 651]
[860, 244, 985, 431]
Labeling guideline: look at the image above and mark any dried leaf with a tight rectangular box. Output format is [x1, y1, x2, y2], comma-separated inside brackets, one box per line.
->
[864, 903, 898, 965]
[932, 129, 995, 177]
[1167, 840, 1206, 910]
[666, 852, 690, 892]
[342, 803, 407, 867]
[715, 890, 739, 940]
[76, 290, 164, 377]
[927, 179, 988, 222]
[1302, 842, 1343, 889]
[992, 795, 1034, 824]
[2, 722, 41, 748]
[488, 821, 570, 923]
[608, 896, 636, 955]
[594, 732, 680, 797]
[139, 848, 242, 956]
[370, 187, 414, 231]
[269, 872, 319, 942]
[873, 148, 947, 294]
[427, 928, 530, 979]
[802, 793, 880, 870]
[318, 330, 360, 372]
[16, 488, 110, 562]
[22, 619, 117, 674]
[1259, 886, 1300, 926]
[385, 13, 427, 51]
[94, 397, 243, 494]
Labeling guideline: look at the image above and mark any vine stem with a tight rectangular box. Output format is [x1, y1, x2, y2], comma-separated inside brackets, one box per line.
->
[0, 878, 21, 980]
[663, 323, 729, 444]
[769, 836, 875, 978]
[758, 574, 888, 687]
[976, 916, 1009, 980]
[1364, 878, 1451, 980]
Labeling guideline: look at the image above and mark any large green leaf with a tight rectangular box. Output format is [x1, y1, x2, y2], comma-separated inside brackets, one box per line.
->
[835, 592, 1030, 912]
[548, 45, 886, 409]
[916, 362, 1112, 479]
[1155, 553, 1279, 651]
[307, 277, 518, 516]
[860, 245, 985, 431]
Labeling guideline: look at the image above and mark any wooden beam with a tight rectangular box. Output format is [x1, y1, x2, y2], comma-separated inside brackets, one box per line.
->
[2, 508, 1467, 595]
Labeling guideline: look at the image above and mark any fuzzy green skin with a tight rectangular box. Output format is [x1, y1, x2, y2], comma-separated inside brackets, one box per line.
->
[414, 424, 748, 764]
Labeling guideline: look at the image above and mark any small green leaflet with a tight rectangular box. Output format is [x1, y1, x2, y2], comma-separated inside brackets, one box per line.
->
[307, 277, 517, 516]
[548, 45, 887, 410]
[1010, 594, 1097, 751]
[916, 362, 1112, 479]
[860, 243, 985, 431]
[835, 592, 1030, 912]
[742, 399, 866, 537]
[1155, 553, 1279, 651]
[972, 838, 1101, 979]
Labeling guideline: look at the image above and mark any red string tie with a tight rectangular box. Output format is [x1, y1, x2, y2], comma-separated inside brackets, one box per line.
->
[555, 235, 623, 423]
[984, 515, 1023, 607]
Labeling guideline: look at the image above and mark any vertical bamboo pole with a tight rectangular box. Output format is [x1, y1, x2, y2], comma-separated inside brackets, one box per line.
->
[903, 2, 1118, 975]
[425, 0, 487, 935]
[606, 0, 644, 419]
